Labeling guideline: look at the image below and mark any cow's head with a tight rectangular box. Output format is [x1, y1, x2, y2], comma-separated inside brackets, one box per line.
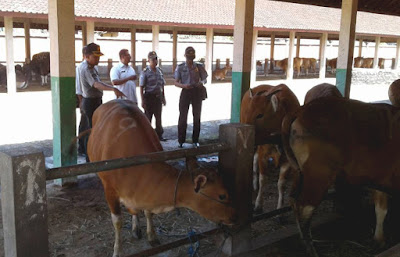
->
[185, 157, 237, 225]
[241, 84, 299, 143]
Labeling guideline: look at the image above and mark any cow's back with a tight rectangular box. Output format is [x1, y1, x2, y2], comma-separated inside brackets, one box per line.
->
[89, 100, 162, 162]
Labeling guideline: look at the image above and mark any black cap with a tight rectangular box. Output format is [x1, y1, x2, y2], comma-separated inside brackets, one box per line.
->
[185, 47, 195, 56]
[85, 43, 104, 56]
[148, 51, 158, 59]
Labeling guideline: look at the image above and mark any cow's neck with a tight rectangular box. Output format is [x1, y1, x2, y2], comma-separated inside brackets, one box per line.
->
[174, 173, 200, 208]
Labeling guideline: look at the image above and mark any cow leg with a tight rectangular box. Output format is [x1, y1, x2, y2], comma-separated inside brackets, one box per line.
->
[253, 151, 259, 191]
[291, 162, 335, 257]
[111, 213, 123, 257]
[144, 210, 160, 246]
[277, 162, 291, 209]
[103, 187, 122, 257]
[373, 190, 388, 246]
[131, 214, 142, 239]
[254, 151, 268, 213]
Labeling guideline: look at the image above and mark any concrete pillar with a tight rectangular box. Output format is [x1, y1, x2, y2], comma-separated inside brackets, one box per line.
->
[250, 29, 258, 84]
[205, 28, 214, 80]
[172, 29, 178, 72]
[319, 32, 328, 79]
[5, 17, 16, 94]
[49, 0, 77, 184]
[336, 0, 358, 98]
[287, 31, 296, 80]
[373, 36, 380, 69]
[130, 27, 136, 69]
[24, 21, 31, 62]
[152, 25, 159, 52]
[270, 33, 275, 72]
[395, 38, 400, 70]
[358, 38, 363, 57]
[82, 23, 87, 47]
[142, 58, 146, 71]
[0, 152, 48, 257]
[226, 58, 230, 67]
[219, 124, 254, 256]
[296, 36, 301, 57]
[86, 21, 94, 44]
[231, 0, 255, 123]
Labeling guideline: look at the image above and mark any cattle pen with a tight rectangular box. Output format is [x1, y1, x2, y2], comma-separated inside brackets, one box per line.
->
[3, 122, 399, 257]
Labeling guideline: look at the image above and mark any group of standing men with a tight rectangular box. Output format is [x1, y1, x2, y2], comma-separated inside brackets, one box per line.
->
[76, 43, 208, 158]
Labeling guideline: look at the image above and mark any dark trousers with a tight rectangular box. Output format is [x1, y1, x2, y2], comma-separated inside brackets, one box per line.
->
[178, 88, 202, 144]
[78, 107, 87, 154]
[82, 97, 102, 160]
[144, 94, 163, 138]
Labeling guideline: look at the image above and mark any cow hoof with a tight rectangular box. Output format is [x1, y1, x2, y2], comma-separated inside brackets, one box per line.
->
[132, 228, 142, 240]
[148, 239, 161, 247]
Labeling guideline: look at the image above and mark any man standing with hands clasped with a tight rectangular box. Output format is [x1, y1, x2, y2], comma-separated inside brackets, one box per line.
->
[174, 46, 208, 148]
[140, 51, 166, 141]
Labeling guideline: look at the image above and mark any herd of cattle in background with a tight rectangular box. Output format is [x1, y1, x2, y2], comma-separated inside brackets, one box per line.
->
[0, 50, 392, 88]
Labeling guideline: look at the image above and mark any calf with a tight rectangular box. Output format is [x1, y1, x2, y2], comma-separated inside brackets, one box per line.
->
[88, 100, 236, 257]
[282, 97, 400, 256]
[213, 65, 232, 80]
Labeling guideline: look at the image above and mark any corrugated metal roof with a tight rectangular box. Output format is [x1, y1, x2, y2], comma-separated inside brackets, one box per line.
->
[1, 0, 400, 37]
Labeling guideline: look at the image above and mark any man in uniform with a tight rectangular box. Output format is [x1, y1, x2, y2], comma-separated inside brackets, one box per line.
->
[79, 42, 125, 159]
[110, 49, 138, 104]
[174, 46, 208, 148]
[139, 51, 166, 141]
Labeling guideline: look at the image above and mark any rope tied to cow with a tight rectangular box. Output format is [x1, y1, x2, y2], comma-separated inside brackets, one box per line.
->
[187, 228, 200, 257]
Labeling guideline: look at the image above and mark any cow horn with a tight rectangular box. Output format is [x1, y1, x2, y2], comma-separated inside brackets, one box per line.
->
[249, 88, 253, 98]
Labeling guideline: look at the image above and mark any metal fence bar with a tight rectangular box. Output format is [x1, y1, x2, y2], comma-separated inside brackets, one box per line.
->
[46, 143, 229, 181]
[125, 227, 221, 257]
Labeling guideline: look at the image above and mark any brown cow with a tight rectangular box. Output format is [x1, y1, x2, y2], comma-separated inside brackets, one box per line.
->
[354, 57, 364, 68]
[293, 57, 303, 76]
[389, 79, 400, 107]
[213, 65, 232, 80]
[302, 58, 317, 75]
[282, 97, 400, 256]
[362, 57, 374, 68]
[275, 58, 288, 75]
[23, 52, 50, 86]
[326, 58, 337, 74]
[240, 84, 300, 212]
[304, 83, 342, 104]
[88, 100, 236, 257]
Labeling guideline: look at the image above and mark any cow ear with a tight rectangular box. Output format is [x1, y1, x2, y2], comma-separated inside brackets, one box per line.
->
[194, 174, 207, 193]
[271, 94, 279, 112]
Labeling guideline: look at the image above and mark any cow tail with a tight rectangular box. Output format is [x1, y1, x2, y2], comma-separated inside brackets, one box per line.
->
[281, 112, 303, 200]
[68, 129, 92, 155]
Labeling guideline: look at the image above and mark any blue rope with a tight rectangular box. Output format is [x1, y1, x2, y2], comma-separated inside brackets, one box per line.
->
[187, 228, 200, 257]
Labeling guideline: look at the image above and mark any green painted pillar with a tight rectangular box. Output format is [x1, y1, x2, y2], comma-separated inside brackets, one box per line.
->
[231, 0, 255, 123]
[48, 0, 77, 184]
[336, 0, 358, 98]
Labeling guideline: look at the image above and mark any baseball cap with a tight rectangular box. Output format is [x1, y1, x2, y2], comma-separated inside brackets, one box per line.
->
[148, 51, 158, 59]
[85, 43, 104, 57]
[185, 47, 195, 56]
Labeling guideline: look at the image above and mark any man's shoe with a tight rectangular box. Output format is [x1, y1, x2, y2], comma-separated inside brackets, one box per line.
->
[178, 143, 183, 148]
[193, 142, 200, 148]
[159, 137, 167, 142]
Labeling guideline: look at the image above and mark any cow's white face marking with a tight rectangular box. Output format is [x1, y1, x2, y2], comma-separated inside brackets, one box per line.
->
[116, 116, 137, 139]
